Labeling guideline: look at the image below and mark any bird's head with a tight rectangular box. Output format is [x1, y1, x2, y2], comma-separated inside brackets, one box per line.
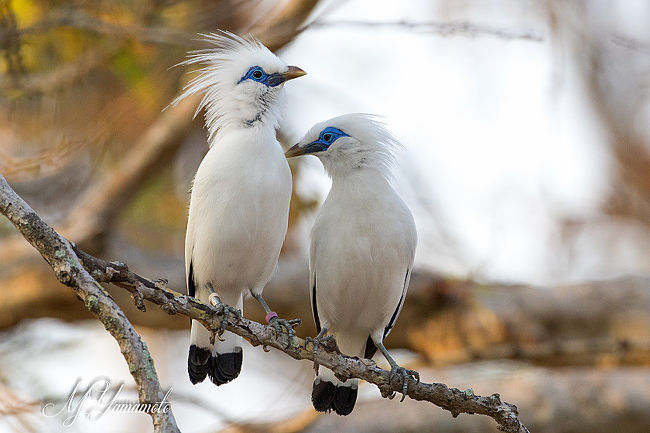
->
[173, 31, 306, 140]
[286, 114, 401, 178]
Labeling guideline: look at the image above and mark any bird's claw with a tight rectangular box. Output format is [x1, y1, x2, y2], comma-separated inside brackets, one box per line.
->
[268, 317, 301, 346]
[218, 310, 228, 337]
[305, 333, 336, 374]
[390, 366, 419, 401]
[305, 334, 336, 359]
[214, 303, 242, 337]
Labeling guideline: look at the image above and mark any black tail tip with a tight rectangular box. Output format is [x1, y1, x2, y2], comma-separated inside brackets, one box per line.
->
[312, 379, 357, 416]
[312, 379, 337, 412]
[333, 385, 357, 416]
[188, 345, 210, 384]
[208, 347, 243, 386]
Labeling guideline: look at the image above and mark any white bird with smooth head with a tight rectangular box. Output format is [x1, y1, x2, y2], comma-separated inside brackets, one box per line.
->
[286, 114, 419, 415]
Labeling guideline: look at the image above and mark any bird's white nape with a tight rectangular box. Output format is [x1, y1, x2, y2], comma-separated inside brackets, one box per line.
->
[296, 114, 403, 179]
[170, 31, 289, 143]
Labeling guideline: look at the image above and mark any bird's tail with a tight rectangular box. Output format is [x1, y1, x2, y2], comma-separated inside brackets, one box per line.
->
[312, 367, 358, 416]
[188, 294, 243, 386]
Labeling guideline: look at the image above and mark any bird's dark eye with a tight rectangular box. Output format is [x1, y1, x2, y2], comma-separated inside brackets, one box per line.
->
[252, 70, 263, 79]
[323, 133, 332, 142]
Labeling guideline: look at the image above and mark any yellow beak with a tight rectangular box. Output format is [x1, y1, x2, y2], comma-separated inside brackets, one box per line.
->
[282, 66, 307, 81]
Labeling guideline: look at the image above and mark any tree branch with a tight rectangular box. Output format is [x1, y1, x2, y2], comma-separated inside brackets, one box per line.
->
[307, 19, 544, 42]
[0, 174, 529, 433]
[0, 174, 180, 433]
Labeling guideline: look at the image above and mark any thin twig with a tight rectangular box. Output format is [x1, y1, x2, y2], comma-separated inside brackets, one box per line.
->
[611, 34, 650, 55]
[307, 19, 544, 42]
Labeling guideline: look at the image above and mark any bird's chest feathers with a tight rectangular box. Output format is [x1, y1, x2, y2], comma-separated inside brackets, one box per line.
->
[199, 132, 289, 189]
[191, 131, 291, 229]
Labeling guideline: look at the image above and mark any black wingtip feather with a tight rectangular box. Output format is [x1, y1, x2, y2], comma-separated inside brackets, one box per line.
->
[208, 348, 243, 386]
[312, 379, 336, 412]
[364, 336, 377, 359]
[333, 386, 357, 416]
[188, 345, 210, 384]
[187, 261, 196, 298]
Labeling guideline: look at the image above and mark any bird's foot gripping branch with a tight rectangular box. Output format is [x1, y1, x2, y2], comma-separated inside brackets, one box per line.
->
[0, 174, 529, 433]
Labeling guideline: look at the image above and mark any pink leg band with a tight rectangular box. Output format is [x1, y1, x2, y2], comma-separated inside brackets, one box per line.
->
[265, 311, 278, 323]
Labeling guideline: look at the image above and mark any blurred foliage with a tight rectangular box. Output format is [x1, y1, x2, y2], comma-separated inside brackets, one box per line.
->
[120, 169, 186, 253]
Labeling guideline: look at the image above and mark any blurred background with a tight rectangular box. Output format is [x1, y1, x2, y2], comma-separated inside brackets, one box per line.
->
[1, 0, 650, 432]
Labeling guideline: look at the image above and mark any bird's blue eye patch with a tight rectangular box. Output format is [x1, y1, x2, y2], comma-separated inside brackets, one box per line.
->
[319, 127, 348, 146]
[239, 66, 267, 84]
[238, 66, 287, 87]
[301, 127, 349, 154]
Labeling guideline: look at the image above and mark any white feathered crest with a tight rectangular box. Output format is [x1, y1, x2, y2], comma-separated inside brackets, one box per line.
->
[172, 31, 287, 142]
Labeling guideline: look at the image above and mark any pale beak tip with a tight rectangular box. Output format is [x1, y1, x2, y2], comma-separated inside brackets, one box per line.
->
[283, 66, 307, 81]
[285, 144, 305, 158]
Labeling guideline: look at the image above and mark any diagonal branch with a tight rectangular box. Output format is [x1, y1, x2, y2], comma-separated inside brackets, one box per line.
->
[0, 174, 180, 433]
[0, 174, 529, 433]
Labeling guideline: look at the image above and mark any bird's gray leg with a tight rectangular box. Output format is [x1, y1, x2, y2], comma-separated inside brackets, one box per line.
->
[251, 292, 301, 344]
[207, 283, 242, 338]
[375, 340, 420, 401]
[304, 327, 336, 373]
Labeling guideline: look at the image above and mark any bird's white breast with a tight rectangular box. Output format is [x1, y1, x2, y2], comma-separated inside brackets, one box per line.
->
[186, 126, 292, 294]
[310, 171, 417, 335]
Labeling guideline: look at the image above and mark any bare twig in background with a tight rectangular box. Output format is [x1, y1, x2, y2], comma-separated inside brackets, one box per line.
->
[0, 176, 180, 433]
[610, 34, 650, 55]
[0, 174, 529, 433]
[307, 20, 544, 42]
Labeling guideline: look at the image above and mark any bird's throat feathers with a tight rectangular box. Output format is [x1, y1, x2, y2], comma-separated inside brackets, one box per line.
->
[203, 85, 284, 142]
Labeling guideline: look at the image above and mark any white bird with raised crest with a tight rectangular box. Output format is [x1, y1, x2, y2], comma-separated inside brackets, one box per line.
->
[174, 32, 305, 386]
[286, 114, 418, 415]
